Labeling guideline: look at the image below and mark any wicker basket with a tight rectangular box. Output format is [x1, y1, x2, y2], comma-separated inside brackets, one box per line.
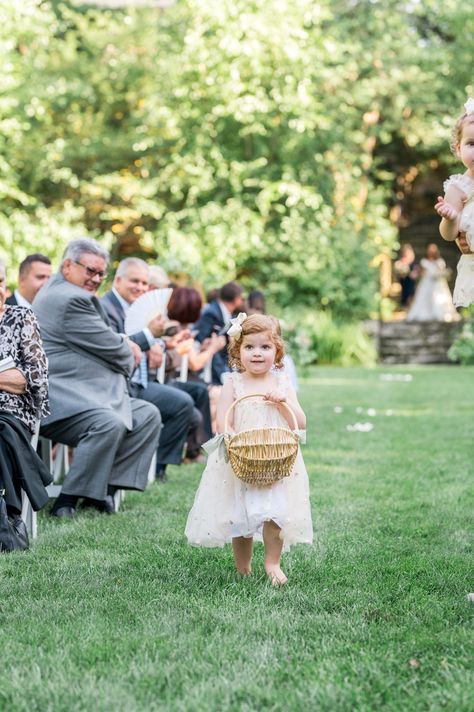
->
[224, 394, 299, 487]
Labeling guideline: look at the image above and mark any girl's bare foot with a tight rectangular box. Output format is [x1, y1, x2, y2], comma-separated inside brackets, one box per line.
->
[232, 536, 253, 576]
[265, 563, 288, 586]
[236, 566, 252, 576]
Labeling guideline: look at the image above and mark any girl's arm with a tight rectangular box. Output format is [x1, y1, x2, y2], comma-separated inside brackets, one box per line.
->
[435, 185, 464, 241]
[265, 381, 306, 429]
[216, 376, 235, 433]
[283, 384, 306, 429]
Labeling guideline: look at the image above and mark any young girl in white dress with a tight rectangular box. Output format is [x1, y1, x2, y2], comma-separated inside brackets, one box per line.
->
[435, 98, 474, 307]
[185, 313, 313, 585]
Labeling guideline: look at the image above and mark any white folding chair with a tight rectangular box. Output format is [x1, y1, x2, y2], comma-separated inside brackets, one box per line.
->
[21, 420, 41, 539]
[52, 443, 69, 483]
[203, 360, 212, 384]
[156, 359, 166, 384]
[178, 354, 189, 383]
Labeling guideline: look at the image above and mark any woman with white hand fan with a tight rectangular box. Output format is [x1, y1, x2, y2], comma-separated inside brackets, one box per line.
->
[165, 287, 225, 454]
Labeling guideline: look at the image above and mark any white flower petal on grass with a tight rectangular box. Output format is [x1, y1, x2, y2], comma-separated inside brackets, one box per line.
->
[334, 406, 343, 414]
[380, 373, 413, 382]
[367, 408, 377, 417]
[467, 593, 474, 602]
[346, 422, 374, 432]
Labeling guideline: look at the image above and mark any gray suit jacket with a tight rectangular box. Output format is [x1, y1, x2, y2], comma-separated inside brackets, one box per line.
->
[33, 273, 135, 429]
[100, 290, 151, 351]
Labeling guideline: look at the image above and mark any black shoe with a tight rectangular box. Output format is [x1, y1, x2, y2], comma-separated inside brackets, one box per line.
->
[103, 495, 116, 514]
[155, 467, 168, 483]
[80, 496, 116, 515]
[51, 506, 76, 519]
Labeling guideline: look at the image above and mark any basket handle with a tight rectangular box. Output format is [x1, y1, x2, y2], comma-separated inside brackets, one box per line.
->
[224, 393, 299, 433]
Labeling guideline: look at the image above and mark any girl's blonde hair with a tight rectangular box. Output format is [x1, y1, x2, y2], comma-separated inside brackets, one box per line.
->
[228, 314, 285, 371]
[451, 111, 474, 154]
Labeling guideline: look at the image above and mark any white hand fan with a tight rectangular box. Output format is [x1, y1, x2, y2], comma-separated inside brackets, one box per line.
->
[124, 288, 173, 335]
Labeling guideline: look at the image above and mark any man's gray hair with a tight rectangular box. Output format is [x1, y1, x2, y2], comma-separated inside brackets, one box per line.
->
[60, 238, 109, 271]
[149, 265, 170, 288]
[115, 257, 149, 279]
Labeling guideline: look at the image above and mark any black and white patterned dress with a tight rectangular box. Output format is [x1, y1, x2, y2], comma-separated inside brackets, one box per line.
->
[0, 305, 49, 434]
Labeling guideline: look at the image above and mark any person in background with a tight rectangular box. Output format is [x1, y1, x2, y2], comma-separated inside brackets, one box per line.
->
[6, 254, 52, 307]
[247, 289, 266, 315]
[148, 265, 171, 290]
[166, 286, 225, 450]
[101, 258, 196, 482]
[205, 288, 219, 304]
[0, 258, 52, 527]
[394, 244, 420, 309]
[33, 239, 161, 517]
[406, 243, 459, 322]
[194, 281, 244, 385]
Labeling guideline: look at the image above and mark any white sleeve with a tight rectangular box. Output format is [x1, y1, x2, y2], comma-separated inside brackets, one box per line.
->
[443, 174, 469, 195]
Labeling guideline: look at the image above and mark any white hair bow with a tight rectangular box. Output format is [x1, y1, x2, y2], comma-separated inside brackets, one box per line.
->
[465, 98, 474, 115]
[226, 312, 247, 340]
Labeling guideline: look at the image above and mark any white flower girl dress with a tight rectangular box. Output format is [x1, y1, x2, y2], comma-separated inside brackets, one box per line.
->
[185, 372, 313, 552]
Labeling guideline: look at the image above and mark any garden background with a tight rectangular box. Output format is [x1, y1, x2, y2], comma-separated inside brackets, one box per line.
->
[1, 3, 474, 710]
[1, 0, 473, 365]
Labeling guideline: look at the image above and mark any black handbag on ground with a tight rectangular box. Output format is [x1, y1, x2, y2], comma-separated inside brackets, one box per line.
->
[0, 488, 29, 552]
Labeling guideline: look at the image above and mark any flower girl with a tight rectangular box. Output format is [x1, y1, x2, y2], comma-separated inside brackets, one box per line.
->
[435, 98, 474, 307]
[185, 313, 313, 585]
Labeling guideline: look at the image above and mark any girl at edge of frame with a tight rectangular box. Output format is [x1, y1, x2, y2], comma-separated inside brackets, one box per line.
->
[435, 97, 474, 308]
[185, 313, 313, 586]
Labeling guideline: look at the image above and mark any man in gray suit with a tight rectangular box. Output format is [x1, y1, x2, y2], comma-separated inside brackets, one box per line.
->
[33, 238, 161, 518]
[101, 258, 197, 482]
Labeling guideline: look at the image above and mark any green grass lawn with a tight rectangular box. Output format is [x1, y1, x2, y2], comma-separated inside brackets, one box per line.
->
[1, 366, 473, 712]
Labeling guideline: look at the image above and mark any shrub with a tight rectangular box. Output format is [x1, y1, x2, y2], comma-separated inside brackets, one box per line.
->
[281, 309, 377, 368]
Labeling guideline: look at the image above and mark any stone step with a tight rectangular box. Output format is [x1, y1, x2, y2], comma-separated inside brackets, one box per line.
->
[375, 319, 462, 364]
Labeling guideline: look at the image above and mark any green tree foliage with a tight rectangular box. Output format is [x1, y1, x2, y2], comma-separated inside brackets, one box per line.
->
[0, 0, 472, 317]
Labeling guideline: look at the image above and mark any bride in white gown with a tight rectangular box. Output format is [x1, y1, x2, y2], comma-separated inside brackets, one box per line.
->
[406, 244, 459, 322]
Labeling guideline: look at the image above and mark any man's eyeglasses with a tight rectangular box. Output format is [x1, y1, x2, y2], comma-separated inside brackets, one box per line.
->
[74, 261, 107, 280]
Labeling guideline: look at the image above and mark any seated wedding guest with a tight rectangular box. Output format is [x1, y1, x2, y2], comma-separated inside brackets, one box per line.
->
[33, 239, 161, 517]
[6, 253, 52, 307]
[394, 243, 420, 309]
[167, 287, 226, 378]
[247, 289, 266, 315]
[194, 281, 244, 384]
[101, 258, 196, 482]
[166, 287, 225, 449]
[148, 265, 171, 290]
[205, 287, 219, 304]
[0, 259, 52, 533]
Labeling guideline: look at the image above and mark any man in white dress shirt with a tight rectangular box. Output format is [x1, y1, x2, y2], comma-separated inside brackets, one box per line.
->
[101, 258, 196, 481]
[6, 254, 52, 307]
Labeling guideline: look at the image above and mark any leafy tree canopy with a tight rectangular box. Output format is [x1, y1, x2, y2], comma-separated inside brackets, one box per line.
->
[0, 0, 472, 318]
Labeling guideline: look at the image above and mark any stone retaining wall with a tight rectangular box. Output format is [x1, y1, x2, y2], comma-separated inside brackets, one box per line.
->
[377, 320, 462, 364]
